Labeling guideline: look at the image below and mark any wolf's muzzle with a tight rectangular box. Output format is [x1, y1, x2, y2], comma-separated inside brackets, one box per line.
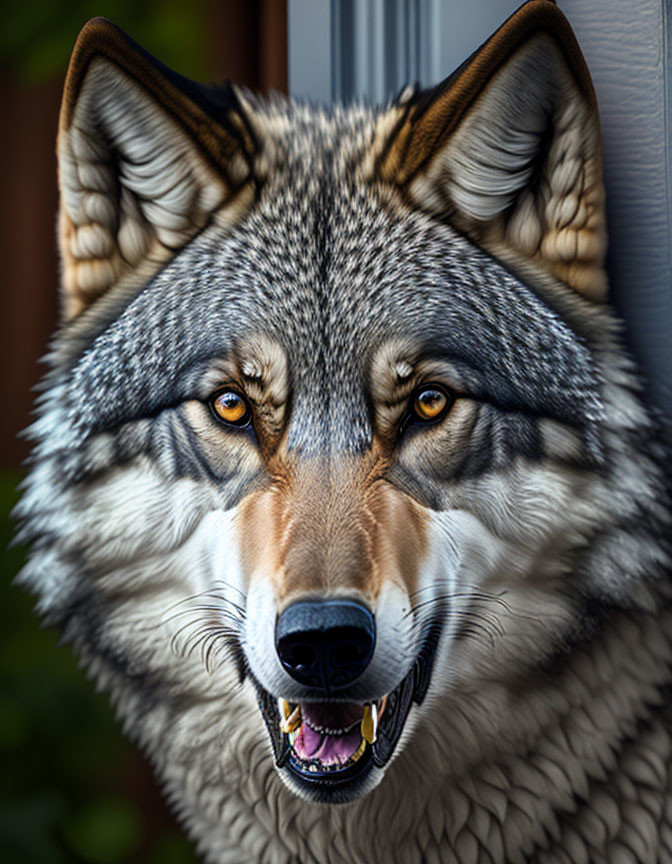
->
[275, 599, 376, 691]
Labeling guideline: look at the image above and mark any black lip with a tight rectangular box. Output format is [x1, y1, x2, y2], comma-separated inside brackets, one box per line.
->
[252, 621, 442, 799]
[287, 745, 373, 785]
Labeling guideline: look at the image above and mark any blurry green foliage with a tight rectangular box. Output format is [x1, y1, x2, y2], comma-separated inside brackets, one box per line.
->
[1, 472, 198, 863]
[0, 0, 211, 84]
[63, 798, 141, 862]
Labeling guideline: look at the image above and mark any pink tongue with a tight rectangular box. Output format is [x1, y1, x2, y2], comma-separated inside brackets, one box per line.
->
[293, 723, 362, 766]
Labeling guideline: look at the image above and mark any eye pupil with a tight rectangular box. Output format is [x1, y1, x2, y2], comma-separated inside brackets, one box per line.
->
[414, 387, 449, 421]
[220, 393, 239, 411]
[211, 390, 250, 426]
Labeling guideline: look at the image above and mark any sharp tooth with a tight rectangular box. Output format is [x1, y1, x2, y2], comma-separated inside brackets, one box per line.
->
[361, 702, 378, 744]
[280, 703, 302, 734]
[278, 698, 291, 719]
[349, 737, 367, 764]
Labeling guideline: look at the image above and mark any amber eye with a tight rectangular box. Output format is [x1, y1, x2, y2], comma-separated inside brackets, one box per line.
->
[210, 389, 251, 427]
[412, 386, 450, 423]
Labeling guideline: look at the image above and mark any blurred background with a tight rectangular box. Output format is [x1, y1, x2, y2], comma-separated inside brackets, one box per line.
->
[2, 0, 670, 861]
[1, 2, 285, 862]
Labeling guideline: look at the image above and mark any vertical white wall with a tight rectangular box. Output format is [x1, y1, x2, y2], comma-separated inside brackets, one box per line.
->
[560, 0, 672, 415]
[288, 0, 333, 104]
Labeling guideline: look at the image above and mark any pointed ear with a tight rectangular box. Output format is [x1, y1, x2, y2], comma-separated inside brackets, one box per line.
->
[58, 18, 257, 321]
[377, 0, 606, 300]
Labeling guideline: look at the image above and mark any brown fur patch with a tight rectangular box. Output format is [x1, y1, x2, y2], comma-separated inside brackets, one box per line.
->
[237, 452, 428, 612]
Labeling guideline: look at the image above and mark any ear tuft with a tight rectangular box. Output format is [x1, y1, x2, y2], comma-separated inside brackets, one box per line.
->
[377, 0, 607, 301]
[58, 18, 256, 321]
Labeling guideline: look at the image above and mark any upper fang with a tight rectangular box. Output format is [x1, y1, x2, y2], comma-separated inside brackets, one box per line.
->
[361, 702, 378, 744]
[280, 703, 301, 734]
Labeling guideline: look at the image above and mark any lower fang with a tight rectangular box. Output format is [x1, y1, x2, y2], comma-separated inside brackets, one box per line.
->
[349, 738, 367, 764]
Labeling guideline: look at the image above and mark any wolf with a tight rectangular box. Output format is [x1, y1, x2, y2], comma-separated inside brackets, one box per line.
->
[15, 0, 672, 861]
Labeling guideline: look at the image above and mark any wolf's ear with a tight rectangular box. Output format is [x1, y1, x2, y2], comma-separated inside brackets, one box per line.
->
[377, 0, 606, 300]
[58, 18, 257, 321]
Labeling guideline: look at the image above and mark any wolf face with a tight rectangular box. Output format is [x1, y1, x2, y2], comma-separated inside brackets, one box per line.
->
[16, 1, 672, 861]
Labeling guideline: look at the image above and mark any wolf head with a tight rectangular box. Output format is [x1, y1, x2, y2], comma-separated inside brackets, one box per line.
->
[15, 0, 671, 859]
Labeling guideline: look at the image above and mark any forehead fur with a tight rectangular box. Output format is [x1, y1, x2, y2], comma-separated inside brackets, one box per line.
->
[246, 95, 384, 176]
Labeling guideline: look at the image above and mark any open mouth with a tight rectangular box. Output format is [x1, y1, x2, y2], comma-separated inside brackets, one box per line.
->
[253, 623, 441, 802]
[283, 698, 380, 777]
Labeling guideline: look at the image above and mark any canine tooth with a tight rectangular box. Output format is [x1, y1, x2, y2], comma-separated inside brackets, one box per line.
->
[280, 704, 301, 734]
[279, 698, 291, 719]
[349, 738, 367, 764]
[361, 702, 378, 744]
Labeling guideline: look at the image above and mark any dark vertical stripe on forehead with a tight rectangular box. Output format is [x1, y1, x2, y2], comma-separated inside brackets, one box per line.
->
[286, 175, 374, 456]
[282, 172, 376, 458]
[286, 387, 373, 457]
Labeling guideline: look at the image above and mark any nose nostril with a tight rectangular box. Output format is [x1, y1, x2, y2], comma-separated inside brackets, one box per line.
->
[285, 643, 316, 669]
[276, 599, 376, 691]
[332, 645, 358, 666]
[331, 638, 371, 667]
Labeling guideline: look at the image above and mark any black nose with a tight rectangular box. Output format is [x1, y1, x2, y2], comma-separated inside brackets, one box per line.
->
[275, 599, 375, 692]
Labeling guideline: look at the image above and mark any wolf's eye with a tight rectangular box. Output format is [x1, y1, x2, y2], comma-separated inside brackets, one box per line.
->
[210, 389, 251, 427]
[412, 386, 451, 423]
